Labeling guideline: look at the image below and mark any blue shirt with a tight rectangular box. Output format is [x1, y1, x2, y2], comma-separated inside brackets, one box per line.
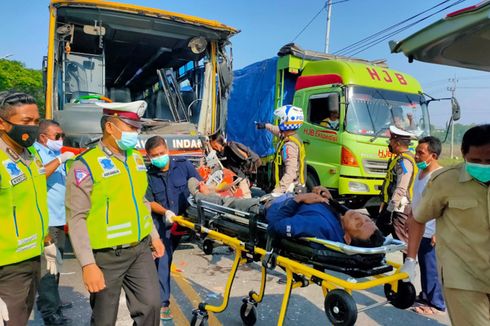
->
[146, 157, 201, 228]
[266, 196, 345, 244]
[33, 142, 67, 227]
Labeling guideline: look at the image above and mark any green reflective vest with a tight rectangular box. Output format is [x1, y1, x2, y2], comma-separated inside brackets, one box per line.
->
[381, 151, 417, 204]
[0, 146, 48, 266]
[274, 134, 306, 187]
[74, 146, 152, 250]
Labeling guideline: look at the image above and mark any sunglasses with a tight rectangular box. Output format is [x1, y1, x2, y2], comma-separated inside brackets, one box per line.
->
[43, 132, 65, 140]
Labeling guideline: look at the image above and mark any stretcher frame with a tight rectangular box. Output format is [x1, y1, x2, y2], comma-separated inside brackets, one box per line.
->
[174, 199, 415, 326]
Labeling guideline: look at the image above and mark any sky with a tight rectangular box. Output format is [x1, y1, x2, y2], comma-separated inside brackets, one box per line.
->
[1, 0, 489, 127]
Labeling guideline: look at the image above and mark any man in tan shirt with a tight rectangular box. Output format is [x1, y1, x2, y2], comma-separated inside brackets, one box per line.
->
[403, 124, 490, 326]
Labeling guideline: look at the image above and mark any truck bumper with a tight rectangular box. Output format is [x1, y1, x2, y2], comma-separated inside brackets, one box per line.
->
[338, 177, 383, 196]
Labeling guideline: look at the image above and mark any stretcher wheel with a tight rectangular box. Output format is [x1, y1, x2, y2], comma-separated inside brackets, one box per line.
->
[240, 301, 257, 325]
[202, 239, 214, 255]
[324, 289, 357, 326]
[384, 281, 416, 309]
[190, 311, 208, 326]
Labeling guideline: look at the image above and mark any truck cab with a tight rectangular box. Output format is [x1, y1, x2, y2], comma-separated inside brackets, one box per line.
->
[44, 0, 237, 157]
[266, 45, 429, 205]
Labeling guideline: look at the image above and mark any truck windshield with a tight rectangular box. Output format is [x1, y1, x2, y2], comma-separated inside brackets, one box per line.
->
[346, 86, 430, 138]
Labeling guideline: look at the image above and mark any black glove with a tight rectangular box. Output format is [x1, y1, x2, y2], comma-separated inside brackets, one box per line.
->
[255, 122, 266, 130]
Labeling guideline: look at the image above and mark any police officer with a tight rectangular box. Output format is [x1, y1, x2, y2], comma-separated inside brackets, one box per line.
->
[256, 105, 306, 194]
[65, 101, 164, 325]
[377, 125, 417, 242]
[403, 124, 490, 325]
[0, 91, 62, 326]
[144, 135, 202, 320]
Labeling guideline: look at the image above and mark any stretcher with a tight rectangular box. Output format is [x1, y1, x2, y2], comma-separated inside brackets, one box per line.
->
[174, 198, 416, 326]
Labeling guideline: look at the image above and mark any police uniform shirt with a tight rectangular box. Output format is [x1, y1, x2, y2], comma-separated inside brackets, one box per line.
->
[388, 152, 415, 211]
[65, 141, 158, 267]
[413, 163, 490, 293]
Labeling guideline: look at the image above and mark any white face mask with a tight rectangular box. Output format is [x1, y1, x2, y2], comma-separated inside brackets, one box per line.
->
[46, 138, 63, 152]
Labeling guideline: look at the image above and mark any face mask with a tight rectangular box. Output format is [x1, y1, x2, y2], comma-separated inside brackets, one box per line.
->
[465, 162, 490, 183]
[111, 123, 139, 150]
[46, 138, 63, 152]
[4, 120, 39, 148]
[151, 154, 169, 169]
[115, 131, 138, 150]
[416, 160, 431, 170]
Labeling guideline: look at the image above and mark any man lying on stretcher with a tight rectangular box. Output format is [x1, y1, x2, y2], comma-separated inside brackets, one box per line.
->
[188, 179, 384, 249]
[267, 186, 385, 248]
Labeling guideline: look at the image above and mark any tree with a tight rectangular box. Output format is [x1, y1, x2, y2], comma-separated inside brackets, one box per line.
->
[0, 59, 45, 116]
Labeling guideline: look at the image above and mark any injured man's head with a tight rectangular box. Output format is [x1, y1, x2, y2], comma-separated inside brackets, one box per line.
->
[340, 210, 384, 248]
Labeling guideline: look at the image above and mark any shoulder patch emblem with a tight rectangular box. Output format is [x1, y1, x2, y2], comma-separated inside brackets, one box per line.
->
[2, 159, 27, 185]
[34, 158, 46, 175]
[98, 157, 120, 178]
[74, 168, 90, 186]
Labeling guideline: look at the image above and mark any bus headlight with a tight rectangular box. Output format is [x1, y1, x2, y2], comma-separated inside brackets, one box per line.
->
[348, 181, 369, 192]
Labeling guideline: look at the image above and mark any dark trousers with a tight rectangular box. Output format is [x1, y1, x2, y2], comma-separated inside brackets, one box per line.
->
[418, 237, 446, 311]
[36, 226, 66, 319]
[90, 237, 160, 326]
[0, 257, 40, 326]
[155, 227, 174, 308]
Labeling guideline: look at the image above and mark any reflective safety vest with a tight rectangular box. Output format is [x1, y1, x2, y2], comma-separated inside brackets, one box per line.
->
[381, 151, 417, 204]
[0, 146, 48, 266]
[74, 146, 152, 250]
[274, 134, 306, 187]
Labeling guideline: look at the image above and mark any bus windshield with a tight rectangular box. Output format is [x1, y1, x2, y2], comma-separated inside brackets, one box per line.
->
[345, 86, 430, 138]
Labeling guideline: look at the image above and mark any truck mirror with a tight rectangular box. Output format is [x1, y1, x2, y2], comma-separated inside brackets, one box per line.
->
[451, 97, 460, 121]
[42, 56, 47, 92]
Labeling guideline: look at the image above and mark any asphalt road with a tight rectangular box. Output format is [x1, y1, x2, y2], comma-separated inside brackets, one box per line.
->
[28, 239, 450, 326]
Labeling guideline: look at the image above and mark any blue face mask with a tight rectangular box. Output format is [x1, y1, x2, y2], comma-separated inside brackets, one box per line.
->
[151, 154, 169, 169]
[416, 160, 430, 170]
[465, 162, 490, 183]
[115, 131, 139, 150]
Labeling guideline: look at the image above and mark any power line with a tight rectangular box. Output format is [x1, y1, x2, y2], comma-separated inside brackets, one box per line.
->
[292, 0, 349, 43]
[344, 0, 467, 57]
[334, 0, 453, 56]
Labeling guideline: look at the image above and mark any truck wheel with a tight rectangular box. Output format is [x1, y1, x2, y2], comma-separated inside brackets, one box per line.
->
[306, 171, 320, 191]
[202, 239, 214, 255]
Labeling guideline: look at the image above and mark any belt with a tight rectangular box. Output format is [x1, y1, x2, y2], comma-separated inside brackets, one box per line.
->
[94, 236, 148, 252]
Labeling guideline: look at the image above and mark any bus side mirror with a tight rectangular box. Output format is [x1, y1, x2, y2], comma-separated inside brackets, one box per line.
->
[42, 56, 47, 92]
[451, 97, 460, 121]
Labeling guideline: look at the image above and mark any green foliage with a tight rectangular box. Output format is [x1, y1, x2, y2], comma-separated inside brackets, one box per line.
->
[0, 59, 45, 116]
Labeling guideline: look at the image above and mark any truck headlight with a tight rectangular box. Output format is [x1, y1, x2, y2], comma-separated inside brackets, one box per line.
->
[348, 181, 369, 192]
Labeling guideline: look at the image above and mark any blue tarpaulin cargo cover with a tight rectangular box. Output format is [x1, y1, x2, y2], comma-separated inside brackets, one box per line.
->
[226, 57, 295, 157]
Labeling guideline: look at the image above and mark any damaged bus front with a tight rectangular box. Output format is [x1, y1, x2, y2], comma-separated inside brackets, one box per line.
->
[43, 0, 238, 156]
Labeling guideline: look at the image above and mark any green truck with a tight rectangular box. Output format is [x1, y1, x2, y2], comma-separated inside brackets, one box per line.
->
[228, 44, 430, 206]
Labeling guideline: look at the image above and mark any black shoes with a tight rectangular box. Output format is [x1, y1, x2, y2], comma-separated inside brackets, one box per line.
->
[43, 313, 72, 326]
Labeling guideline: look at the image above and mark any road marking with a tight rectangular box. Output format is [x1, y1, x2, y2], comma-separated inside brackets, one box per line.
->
[171, 266, 222, 326]
[169, 294, 189, 326]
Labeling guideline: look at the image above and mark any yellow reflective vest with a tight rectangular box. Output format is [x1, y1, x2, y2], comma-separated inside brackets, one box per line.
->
[274, 134, 306, 187]
[73, 146, 152, 249]
[0, 146, 48, 266]
[381, 151, 417, 204]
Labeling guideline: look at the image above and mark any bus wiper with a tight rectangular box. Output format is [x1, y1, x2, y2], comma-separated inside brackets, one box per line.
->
[369, 126, 389, 142]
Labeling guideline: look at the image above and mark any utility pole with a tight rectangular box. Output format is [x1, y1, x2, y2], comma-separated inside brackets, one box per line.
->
[325, 0, 333, 53]
[447, 78, 458, 159]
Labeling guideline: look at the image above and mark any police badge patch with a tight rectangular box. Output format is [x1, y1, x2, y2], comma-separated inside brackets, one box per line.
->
[133, 153, 146, 172]
[2, 159, 27, 186]
[98, 157, 120, 178]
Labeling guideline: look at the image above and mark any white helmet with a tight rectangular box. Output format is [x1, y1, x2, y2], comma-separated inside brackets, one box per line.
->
[274, 105, 304, 131]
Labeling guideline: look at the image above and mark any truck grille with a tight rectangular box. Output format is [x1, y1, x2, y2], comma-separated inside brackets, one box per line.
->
[363, 159, 388, 175]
